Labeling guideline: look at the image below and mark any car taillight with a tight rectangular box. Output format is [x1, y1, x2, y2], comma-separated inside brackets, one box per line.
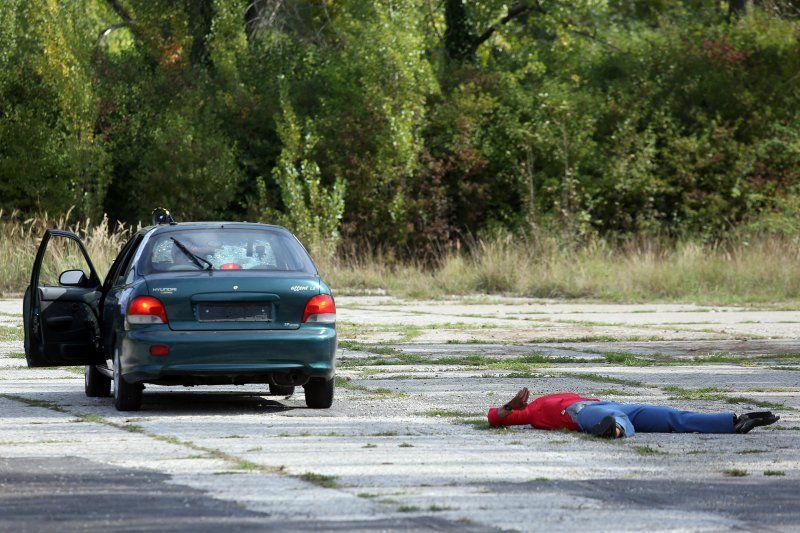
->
[127, 296, 168, 325]
[302, 294, 336, 323]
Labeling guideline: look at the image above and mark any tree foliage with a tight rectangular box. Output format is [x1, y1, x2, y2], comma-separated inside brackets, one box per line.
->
[255, 84, 345, 258]
[1, 0, 800, 253]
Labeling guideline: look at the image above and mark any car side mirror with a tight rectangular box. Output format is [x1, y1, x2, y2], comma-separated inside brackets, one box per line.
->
[59, 269, 88, 287]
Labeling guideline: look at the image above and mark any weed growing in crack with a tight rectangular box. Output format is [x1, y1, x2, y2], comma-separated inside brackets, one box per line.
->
[338, 341, 400, 356]
[722, 468, 748, 477]
[663, 386, 787, 409]
[633, 445, 668, 456]
[335, 376, 395, 395]
[0, 326, 23, 342]
[591, 389, 637, 396]
[559, 373, 644, 387]
[428, 504, 455, 511]
[418, 410, 477, 418]
[299, 472, 339, 488]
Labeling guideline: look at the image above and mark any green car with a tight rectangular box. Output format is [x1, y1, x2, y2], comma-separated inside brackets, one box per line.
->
[23, 220, 337, 411]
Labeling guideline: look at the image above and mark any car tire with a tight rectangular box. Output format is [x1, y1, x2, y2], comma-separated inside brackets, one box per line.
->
[85, 364, 111, 397]
[269, 383, 295, 396]
[113, 348, 142, 411]
[303, 377, 334, 409]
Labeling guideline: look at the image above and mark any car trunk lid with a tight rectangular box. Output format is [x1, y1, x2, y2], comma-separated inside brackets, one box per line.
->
[144, 272, 321, 331]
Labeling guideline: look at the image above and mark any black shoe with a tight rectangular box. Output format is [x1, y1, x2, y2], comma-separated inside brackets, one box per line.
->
[740, 411, 774, 419]
[734, 412, 780, 434]
[590, 415, 623, 438]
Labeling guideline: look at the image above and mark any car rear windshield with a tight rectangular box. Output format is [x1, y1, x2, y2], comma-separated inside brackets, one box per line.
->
[140, 227, 317, 274]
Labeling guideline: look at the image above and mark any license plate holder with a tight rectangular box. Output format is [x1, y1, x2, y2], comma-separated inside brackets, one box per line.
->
[197, 303, 272, 322]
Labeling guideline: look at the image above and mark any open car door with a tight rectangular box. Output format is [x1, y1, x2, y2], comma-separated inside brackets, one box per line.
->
[23, 229, 104, 367]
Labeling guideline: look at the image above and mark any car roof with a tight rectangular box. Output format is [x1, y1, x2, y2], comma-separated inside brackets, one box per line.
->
[142, 222, 291, 236]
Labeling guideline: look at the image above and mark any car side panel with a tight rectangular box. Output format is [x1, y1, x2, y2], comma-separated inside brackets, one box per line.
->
[100, 232, 147, 359]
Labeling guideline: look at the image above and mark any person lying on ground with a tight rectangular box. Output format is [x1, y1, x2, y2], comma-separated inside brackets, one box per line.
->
[488, 388, 780, 438]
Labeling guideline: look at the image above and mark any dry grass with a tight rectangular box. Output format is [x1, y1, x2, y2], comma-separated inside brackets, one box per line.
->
[321, 232, 800, 304]
[0, 209, 134, 294]
[3, 211, 800, 304]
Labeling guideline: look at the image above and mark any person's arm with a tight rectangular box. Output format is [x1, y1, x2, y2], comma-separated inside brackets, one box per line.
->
[488, 387, 531, 427]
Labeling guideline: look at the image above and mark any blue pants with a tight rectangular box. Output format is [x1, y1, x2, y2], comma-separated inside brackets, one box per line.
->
[576, 401, 735, 437]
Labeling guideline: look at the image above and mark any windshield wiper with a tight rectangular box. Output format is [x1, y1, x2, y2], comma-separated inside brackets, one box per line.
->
[170, 237, 213, 270]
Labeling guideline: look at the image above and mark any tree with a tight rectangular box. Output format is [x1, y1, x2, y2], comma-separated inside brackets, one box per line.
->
[256, 86, 345, 258]
[443, 0, 539, 63]
[0, 1, 110, 219]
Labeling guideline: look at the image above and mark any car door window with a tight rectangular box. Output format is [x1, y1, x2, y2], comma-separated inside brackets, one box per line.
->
[114, 235, 143, 287]
[39, 236, 96, 288]
[124, 266, 136, 285]
[103, 234, 143, 292]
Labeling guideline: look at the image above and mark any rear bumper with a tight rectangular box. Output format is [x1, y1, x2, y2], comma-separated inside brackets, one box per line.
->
[120, 325, 336, 383]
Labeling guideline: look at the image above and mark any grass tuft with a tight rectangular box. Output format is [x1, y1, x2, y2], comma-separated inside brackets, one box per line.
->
[459, 418, 493, 430]
[560, 372, 644, 387]
[428, 504, 454, 511]
[299, 472, 340, 489]
[664, 385, 787, 410]
[418, 410, 477, 418]
[722, 468, 748, 477]
[0, 326, 24, 342]
[604, 352, 654, 366]
[335, 376, 395, 395]
[337, 341, 400, 356]
[633, 445, 668, 456]
[236, 460, 261, 471]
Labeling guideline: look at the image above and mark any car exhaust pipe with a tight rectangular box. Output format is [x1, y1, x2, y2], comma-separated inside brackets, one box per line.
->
[271, 372, 309, 387]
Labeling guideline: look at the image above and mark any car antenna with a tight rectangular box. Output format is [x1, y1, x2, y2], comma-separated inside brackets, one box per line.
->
[150, 207, 176, 225]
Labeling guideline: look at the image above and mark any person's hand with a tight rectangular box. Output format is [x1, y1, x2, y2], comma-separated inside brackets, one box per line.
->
[504, 387, 530, 411]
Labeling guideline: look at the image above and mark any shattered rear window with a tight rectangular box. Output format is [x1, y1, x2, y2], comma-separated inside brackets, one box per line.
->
[142, 227, 316, 274]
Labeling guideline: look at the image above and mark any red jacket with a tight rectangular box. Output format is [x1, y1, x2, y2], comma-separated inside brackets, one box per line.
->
[487, 392, 598, 431]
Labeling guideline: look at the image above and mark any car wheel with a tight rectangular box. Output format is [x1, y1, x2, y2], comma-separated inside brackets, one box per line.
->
[269, 383, 295, 396]
[113, 348, 142, 411]
[303, 377, 334, 409]
[84, 364, 111, 397]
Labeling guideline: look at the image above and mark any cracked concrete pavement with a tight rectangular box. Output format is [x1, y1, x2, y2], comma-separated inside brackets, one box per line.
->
[1, 296, 799, 532]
